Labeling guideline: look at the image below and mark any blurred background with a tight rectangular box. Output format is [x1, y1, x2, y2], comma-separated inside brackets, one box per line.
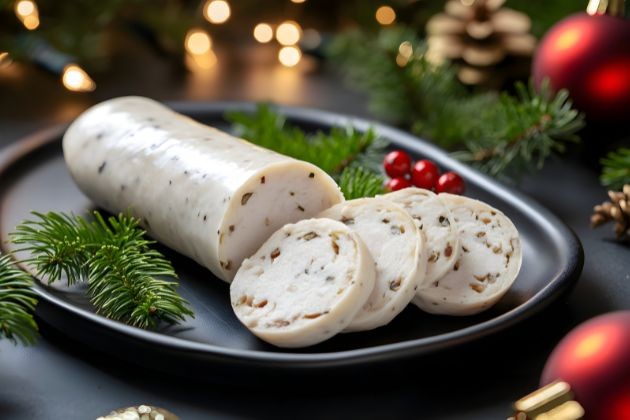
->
[0, 0, 584, 126]
[1, 0, 628, 182]
[1, 4, 630, 418]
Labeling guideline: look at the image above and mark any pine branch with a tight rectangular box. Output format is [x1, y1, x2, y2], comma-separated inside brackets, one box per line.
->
[601, 148, 630, 190]
[454, 81, 584, 177]
[328, 27, 585, 178]
[226, 104, 388, 198]
[0, 254, 38, 345]
[11, 211, 193, 329]
[226, 104, 386, 175]
[337, 166, 386, 200]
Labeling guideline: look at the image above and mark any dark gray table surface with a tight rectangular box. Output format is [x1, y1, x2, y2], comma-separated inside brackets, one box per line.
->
[0, 46, 628, 419]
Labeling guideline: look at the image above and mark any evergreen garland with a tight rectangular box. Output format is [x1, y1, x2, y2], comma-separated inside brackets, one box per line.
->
[601, 148, 630, 190]
[328, 27, 585, 178]
[227, 104, 387, 199]
[11, 211, 193, 329]
[0, 254, 38, 345]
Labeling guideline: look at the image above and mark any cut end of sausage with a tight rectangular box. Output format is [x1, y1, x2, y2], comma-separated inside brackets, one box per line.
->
[414, 194, 522, 316]
[230, 218, 376, 348]
[217, 162, 343, 282]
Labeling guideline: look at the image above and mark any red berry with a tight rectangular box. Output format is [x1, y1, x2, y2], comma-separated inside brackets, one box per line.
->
[411, 160, 440, 190]
[383, 150, 412, 178]
[435, 172, 465, 195]
[386, 177, 412, 192]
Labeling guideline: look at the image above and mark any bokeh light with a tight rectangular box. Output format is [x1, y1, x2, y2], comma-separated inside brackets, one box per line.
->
[253, 23, 274, 43]
[276, 21, 302, 46]
[0, 52, 12, 69]
[185, 29, 212, 55]
[278, 46, 302, 67]
[62, 64, 96, 92]
[14, 0, 39, 30]
[15, 0, 35, 16]
[396, 41, 413, 67]
[186, 50, 218, 71]
[204, 0, 231, 24]
[375, 5, 396, 25]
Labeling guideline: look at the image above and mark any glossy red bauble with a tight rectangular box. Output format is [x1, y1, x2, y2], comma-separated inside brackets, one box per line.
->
[383, 150, 412, 178]
[386, 177, 412, 192]
[541, 311, 630, 420]
[435, 172, 465, 195]
[411, 160, 440, 190]
[532, 13, 630, 121]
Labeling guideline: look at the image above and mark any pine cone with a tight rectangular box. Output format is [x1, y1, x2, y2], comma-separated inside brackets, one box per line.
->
[425, 0, 536, 88]
[591, 184, 630, 239]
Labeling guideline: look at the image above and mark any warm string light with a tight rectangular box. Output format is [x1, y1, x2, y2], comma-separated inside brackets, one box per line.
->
[291, 0, 307, 3]
[203, 0, 231, 24]
[0, 52, 11, 69]
[253, 23, 274, 43]
[184, 28, 217, 71]
[375, 5, 396, 25]
[14, 0, 40, 30]
[278, 46, 302, 67]
[276, 21, 302, 46]
[185, 28, 212, 55]
[396, 41, 413, 67]
[61, 64, 96, 92]
[185, 49, 218, 71]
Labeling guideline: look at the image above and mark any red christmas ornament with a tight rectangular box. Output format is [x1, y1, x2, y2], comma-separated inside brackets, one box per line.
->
[541, 311, 630, 419]
[532, 0, 630, 121]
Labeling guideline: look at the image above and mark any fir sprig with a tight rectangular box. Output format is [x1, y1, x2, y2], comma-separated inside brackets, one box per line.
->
[11, 211, 193, 329]
[227, 104, 386, 174]
[0, 254, 38, 345]
[455, 81, 583, 177]
[227, 104, 388, 198]
[601, 148, 630, 190]
[337, 166, 386, 199]
[328, 27, 585, 178]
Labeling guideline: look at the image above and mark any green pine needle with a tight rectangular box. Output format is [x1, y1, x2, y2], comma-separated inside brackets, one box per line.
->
[337, 166, 386, 200]
[11, 211, 193, 329]
[601, 148, 630, 190]
[0, 254, 38, 345]
[227, 104, 385, 174]
[454, 81, 584, 177]
[227, 104, 388, 198]
[328, 27, 585, 178]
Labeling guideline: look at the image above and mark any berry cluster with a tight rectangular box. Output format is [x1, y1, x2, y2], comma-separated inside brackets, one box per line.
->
[383, 150, 465, 194]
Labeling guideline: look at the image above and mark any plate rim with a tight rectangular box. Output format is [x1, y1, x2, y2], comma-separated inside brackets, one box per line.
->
[0, 101, 584, 367]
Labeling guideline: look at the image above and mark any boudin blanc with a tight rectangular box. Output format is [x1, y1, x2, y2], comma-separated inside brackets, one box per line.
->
[382, 187, 460, 287]
[318, 198, 426, 331]
[230, 219, 376, 347]
[414, 194, 522, 316]
[62, 97, 343, 282]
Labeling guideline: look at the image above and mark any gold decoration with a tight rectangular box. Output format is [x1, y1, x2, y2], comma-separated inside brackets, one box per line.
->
[509, 380, 585, 420]
[426, 0, 536, 87]
[587, 0, 626, 16]
[591, 184, 630, 240]
[97, 405, 179, 420]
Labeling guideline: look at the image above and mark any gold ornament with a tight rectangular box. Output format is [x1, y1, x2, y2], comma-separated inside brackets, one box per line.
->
[97, 405, 179, 420]
[509, 380, 584, 420]
[591, 184, 630, 240]
[426, 0, 536, 87]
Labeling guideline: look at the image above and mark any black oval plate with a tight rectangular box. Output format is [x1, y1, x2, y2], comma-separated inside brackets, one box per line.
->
[0, 102, 583, 376]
